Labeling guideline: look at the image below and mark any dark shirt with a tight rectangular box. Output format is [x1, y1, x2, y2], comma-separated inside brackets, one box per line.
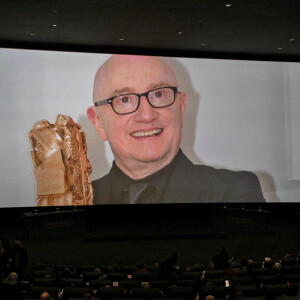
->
[93, 149, 265, 204]
[110, 150, 179, 203]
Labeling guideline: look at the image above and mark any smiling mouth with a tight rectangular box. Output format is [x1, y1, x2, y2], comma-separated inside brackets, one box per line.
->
[131, 129, 163, 138]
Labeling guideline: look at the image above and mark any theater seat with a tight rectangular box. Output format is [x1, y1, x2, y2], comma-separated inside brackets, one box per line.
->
[29, 286, 59, 299]
[185, 265, 203, 272]
[131, 287, 161, 299]
[61, 278, 85, 287]
[175, 279, 199, 288]
[256, 275, 282, 284]
[119, 280, 142, 289]
[264, 260, 275, 269]
[153, 298, 185, 300]
[62, 287, 92, 300]
[233, 277, 255, 285]
[199, 285, 228, 298]
[251, 268, 271, 277]
[132, 272, 153, 281]
[56, 264, 73, 271]
[33, 277, 58, 287]
[149, 279, 171, 289]
[203, 278, 225, 286]
[112, 298, 143, 300]
[283, 258, 298, 266]
[32, 270, 54, 278]
[235, 269, 249, 277]
[281, 274, 300, 283]
[69, 298, 101, 300]
[98, 286, 130, 299]
[235, 284, 261, 297]
[264, 283, 288, 298]
[236, 297, 266, 300]
[120, 265, 136, 274]
[290, 266, 300, 274]
[166, 286, 196, 300]
[107, 273, 128, 281]
[205, 270, 225, 279]
[275, 296, 300, 300]
[33, 262, 51, 271]
[248, 262, 264, 269]
[82, 271, 102, 281]
[89, 279, 113, 289]
[180, 271, 202, 280]
[231, 262, 242, 269]
[77, 265, 96, 273]
[100, 265, 114, 273]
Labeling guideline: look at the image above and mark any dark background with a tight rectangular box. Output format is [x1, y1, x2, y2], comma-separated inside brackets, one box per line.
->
[0, 203, 299, 279]
[0, 0, 299, 61]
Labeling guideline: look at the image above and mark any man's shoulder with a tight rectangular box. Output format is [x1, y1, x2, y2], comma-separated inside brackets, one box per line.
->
[196, 163, 260, 185]
[92, 173, 112, 204]
[168, 152, 265, 203]
[205, 166, 265, 202]
[177, 151, 261, 185]
[93, 173, 111, 186]
[209, 166, 264, 200]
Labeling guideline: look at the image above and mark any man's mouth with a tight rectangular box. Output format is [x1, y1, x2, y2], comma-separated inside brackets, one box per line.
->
[131, 129, 162, 138]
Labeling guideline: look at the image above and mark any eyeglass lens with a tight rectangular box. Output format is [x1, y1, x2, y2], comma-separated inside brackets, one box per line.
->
[112, 87, 175, 114]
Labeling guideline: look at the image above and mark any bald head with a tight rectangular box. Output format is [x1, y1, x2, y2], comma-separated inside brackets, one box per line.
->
[93, 55, 178, 104]
[40, 292, 50, 299]
[88, 54, 186, 179]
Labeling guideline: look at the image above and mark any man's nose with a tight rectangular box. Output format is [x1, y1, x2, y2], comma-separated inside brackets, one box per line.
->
[134, 95, 158, 122]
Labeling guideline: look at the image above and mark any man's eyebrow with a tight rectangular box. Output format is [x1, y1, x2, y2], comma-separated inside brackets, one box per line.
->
[110, 82, 173, 97]
[148, 82, 172, 90]
[111, 87, 133, 96]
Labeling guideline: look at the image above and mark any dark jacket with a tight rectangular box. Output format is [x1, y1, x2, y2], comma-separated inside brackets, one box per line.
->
[92, 150, 265, 204]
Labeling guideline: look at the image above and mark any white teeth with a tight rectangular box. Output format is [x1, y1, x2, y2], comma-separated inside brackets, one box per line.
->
[131, 129, 162, 137]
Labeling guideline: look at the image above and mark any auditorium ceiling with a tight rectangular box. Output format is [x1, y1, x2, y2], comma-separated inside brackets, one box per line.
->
[0, 0, 299, 61]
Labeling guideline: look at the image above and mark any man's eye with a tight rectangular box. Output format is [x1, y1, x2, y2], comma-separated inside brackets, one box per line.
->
[120, 96, 130, 103]
[154, 91, 164, 98]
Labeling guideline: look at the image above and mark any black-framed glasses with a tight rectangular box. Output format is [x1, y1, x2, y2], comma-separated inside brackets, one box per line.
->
[94, 86, 182, 115]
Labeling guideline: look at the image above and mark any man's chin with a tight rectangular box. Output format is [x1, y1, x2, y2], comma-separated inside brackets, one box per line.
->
[138, 156, 164, 164]
[134, 151, 171, 165]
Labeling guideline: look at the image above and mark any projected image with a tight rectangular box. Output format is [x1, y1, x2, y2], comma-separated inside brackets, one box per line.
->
[0, 48, 299, 206]
[88, 55, 265, 204]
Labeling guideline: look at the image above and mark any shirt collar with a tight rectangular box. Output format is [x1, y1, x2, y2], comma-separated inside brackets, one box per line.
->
[110, 149, 183, 202]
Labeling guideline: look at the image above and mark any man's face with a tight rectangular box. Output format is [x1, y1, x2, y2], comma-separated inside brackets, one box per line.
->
[88, 55, 186, 177]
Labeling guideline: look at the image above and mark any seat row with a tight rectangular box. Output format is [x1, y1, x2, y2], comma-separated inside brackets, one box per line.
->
[26, 282, 299, 300]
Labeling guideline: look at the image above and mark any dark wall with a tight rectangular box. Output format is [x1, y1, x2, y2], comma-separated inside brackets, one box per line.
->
[1, 203, 300, 278]
[1, 203, 299, 240]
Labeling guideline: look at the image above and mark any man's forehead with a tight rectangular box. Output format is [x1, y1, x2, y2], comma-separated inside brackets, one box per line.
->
[110, 54, 160, 64]
[105, 54, 168, 70]
[93, 55, 178, 100]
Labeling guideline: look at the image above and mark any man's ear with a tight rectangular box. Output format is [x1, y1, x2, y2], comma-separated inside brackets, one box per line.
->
[87, 106, 108, 141]
[179, 92, 187, 128]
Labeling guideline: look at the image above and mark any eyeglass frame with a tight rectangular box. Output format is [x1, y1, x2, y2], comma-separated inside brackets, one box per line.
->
[93, 86, 182, 115]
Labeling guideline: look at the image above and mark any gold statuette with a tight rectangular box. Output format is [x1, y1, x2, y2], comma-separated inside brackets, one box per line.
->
[29, 115, 93, 206]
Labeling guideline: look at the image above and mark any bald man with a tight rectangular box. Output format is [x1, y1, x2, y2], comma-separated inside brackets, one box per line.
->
[40, 292, 51, 299]
[88, 55, 265, 204]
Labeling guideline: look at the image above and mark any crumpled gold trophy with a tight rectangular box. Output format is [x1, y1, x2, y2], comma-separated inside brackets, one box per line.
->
[29, 115, 93, 206]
